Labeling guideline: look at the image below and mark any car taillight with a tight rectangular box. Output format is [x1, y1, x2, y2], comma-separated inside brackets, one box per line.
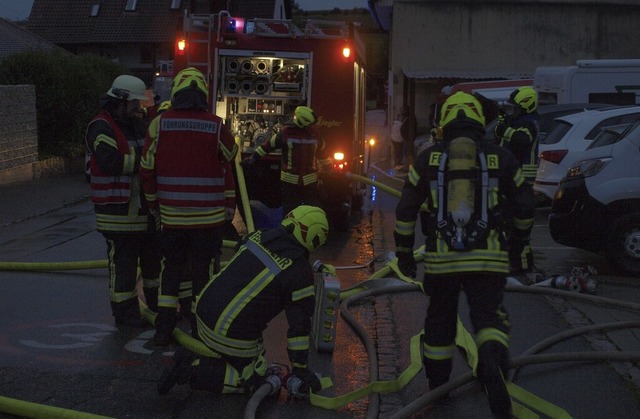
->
[539, 149, 568, 164]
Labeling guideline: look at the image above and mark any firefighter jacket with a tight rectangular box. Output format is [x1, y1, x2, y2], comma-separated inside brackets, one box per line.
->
[86, 110, 149, 233]
[495, 114, 539, 181]
[394, 138, 535, 275]
[140, 109, 238, 228]
[195, 226, 315, 370]
[252, 122, 331, 186]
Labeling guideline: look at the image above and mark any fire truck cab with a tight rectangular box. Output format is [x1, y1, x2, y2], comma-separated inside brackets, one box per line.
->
[173, 11, 368, 230]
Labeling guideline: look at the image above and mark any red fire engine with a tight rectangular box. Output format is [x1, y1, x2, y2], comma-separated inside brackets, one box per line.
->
[172, 11, 368, 230]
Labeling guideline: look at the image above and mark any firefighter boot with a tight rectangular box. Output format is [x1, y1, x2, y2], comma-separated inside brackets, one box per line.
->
[143, 287, 159, 312]
[424, 358, 453, 404]
[113, 298, 148, 328]
[477, 341, 512, 419]
[154, 306, 177, 346]
[157, 347, 197, 395]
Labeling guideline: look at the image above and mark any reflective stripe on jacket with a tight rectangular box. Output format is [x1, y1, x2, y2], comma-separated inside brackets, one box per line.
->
[395, 139, 535, 275]
[142, 109, 237, 228]
[89, 111, 133, 205]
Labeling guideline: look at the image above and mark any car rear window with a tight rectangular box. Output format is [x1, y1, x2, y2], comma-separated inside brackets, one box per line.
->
[542, 120, 572, 145]
[584, 112, 640, 140]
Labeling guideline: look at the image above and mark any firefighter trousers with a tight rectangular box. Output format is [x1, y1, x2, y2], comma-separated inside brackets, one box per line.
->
[103, 230, 161, 320]
[281, 181, 320, 217]
[422, 272, 510, 387]
[156, 227, 222, 337]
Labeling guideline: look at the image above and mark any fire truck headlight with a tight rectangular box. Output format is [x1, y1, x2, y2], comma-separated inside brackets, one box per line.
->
[333, 152, 345, 161]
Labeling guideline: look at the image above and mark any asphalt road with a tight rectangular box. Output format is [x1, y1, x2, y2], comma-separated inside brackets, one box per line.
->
[0, 169, 639, 418]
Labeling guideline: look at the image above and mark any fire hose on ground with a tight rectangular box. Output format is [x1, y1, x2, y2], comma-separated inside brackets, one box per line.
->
[2, 171, 640, 418]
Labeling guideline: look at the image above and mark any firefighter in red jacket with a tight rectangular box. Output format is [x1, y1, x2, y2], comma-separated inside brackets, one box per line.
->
[85, 74, 161, 327]
[394, 92, 535, 418]
[243, 106, 331, 216]
[157, 205, 328, 397]
[140, 67, 238, 346]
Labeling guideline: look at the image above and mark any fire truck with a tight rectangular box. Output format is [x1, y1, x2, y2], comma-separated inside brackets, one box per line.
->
[172, 11, 368, 230]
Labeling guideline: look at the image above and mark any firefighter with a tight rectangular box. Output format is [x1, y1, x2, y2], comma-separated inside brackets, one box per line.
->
[394, 92, 535, 418]
[494, 86, 539, 274]
[242, 106, 331, 217]
[85, 74, 162, 327]
[157, 205, 328, 397]
[140, 67, 238, 346]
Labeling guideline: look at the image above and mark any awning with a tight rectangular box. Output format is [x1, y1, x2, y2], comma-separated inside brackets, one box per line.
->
[402, 69, 532, 80]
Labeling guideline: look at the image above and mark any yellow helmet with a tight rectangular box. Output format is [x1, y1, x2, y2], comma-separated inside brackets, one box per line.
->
[171, 67, 208, 100]
[293, 106, 316, 128]
[158, 100, 172, 113]
[107, 75, 147, 101]
[439, 92, 485, 128]
[509, 86, 538, 114]
[281, 205, 329, 252]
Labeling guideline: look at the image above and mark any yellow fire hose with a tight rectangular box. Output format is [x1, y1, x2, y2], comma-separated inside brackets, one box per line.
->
[2, 169, 640, 419]
[234, 136, 255, 234]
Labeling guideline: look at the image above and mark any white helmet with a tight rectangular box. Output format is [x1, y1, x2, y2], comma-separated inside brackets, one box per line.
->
[107, 75, 147, 101]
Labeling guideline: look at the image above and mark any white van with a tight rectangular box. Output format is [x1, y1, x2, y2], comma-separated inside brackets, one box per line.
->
[534, 59, 640, 106]
[548, 120, 640, 275]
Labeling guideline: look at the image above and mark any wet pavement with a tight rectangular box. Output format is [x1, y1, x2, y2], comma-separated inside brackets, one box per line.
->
[1, 166, 640, 418]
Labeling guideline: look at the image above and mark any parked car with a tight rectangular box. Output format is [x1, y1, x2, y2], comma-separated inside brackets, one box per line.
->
[484, 102, 610, 143]
[586, 123, 632, 150]
[534, 106, 640, 201]
[549, 119, 640, 275]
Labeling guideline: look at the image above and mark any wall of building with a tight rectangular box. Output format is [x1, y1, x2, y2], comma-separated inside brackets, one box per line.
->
[0, 85, 81, 185]
[0, 85, 38, 184]
[389, 0, 640, 134]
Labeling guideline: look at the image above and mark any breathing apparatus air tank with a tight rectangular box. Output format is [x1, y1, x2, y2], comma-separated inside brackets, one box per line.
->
[446, 137, 477, 250]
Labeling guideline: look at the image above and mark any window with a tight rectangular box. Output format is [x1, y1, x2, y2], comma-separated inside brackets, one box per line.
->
[125, 0, 138, 12]
[90, 4, 100, 17]
[170, 0, 182, 10]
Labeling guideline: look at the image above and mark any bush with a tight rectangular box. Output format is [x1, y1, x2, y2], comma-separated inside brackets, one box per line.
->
[0, 51, 129, 158]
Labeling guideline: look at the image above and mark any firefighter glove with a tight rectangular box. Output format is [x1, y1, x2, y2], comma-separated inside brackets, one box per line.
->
[322, 264, 337, 277]
[240, 156, 256, 168]
[396, 250, 416, 278]
[494, 117, 508, 139]
[292, 367, 321, 393]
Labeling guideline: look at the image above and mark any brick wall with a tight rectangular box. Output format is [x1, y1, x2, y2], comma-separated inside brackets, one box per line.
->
[0, 85, 38, 184]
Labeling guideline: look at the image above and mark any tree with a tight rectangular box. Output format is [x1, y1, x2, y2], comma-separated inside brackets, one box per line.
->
[0, 51, 128, 159]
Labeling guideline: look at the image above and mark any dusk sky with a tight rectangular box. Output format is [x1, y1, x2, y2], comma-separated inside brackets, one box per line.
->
[0, 0, 369, 21]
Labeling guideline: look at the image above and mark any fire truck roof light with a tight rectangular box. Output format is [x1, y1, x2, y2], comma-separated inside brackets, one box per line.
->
[334, 152, 345, 161]
[177, 39, 186, 51]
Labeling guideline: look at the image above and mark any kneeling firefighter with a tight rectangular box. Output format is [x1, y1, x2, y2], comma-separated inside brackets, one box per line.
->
[394, 92, 535, 418]
[158, 205, 328, 396]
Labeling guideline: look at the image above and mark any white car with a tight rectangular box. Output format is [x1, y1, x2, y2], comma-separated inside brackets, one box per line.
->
[549, 119, 640, 275]
[534, 106, 640, 201]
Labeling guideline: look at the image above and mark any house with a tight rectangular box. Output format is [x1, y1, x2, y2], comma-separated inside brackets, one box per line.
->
[369, 0, 640, 140]
[0, 17, 66, 62]
[27, 0, 290, 85]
